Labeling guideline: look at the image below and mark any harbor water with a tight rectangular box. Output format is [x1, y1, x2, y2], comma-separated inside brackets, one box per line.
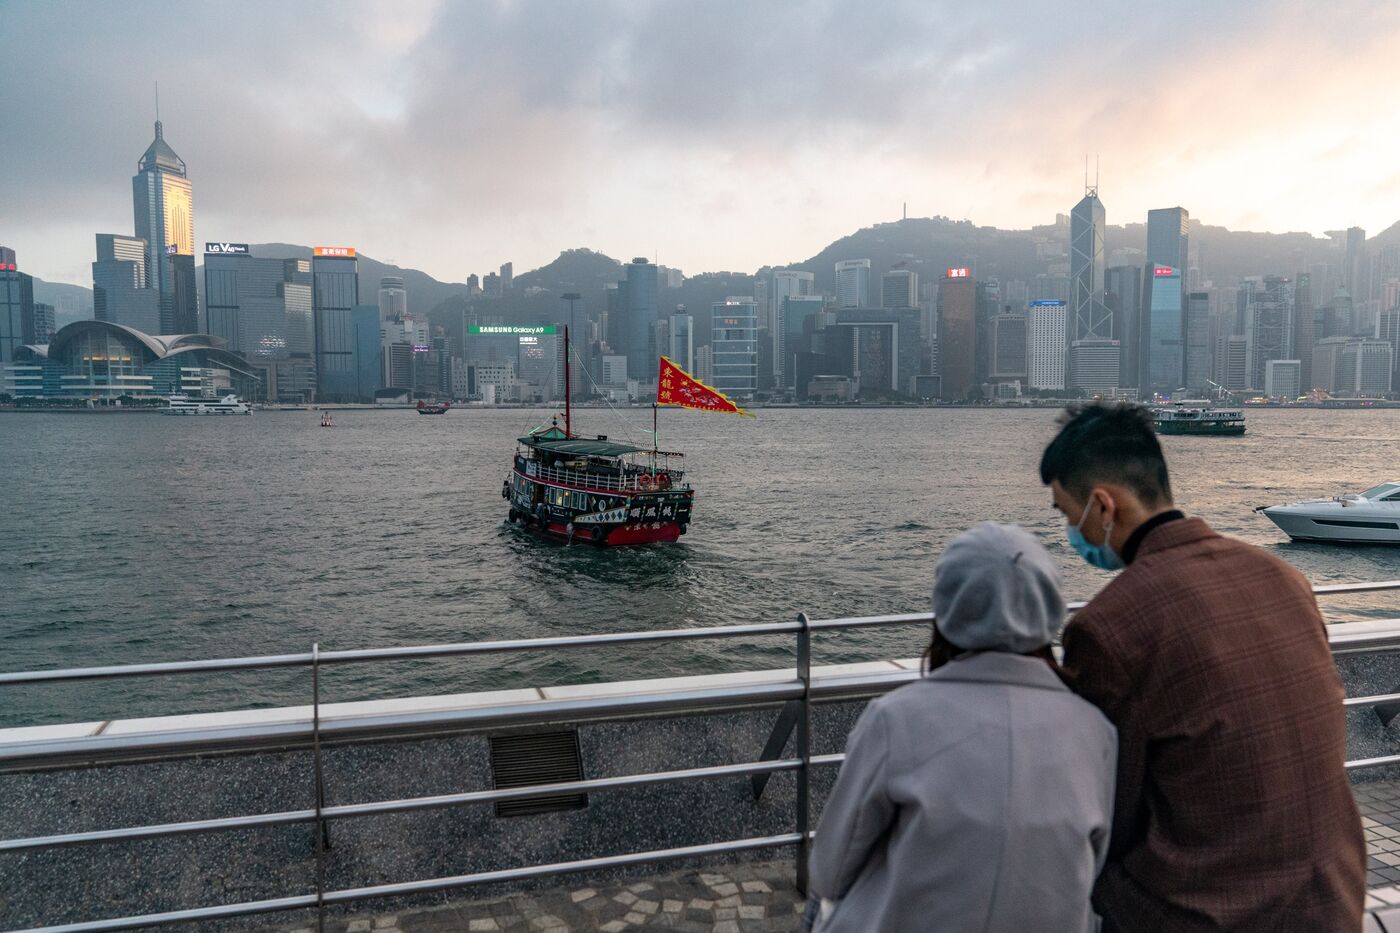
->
[3, 406, 1400, 726]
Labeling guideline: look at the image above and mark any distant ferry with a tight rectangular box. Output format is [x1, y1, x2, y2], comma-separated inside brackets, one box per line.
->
[161, 394, 251, 416]
[1151, 402, 1245, 436]
[416, 400, 451, 415]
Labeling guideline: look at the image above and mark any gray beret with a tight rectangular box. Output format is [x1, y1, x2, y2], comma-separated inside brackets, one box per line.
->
[933, 522, 1065, 654]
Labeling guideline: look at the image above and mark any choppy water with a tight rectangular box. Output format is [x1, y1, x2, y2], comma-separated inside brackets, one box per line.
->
[3, 406, 1400, 726]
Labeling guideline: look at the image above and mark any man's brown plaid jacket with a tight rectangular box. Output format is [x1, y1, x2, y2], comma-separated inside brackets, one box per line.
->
[1060, 517, 1365, 932]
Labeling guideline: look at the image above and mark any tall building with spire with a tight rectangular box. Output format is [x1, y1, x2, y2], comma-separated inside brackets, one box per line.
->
[1070, 183, 1109, 341]
[132, 120, 197, 333]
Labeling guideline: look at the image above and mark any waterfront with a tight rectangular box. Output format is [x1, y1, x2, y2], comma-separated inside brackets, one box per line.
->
[3, 407, 1400, 726]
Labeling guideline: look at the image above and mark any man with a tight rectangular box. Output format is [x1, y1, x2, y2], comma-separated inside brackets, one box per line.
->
[1040, 403, 1363, 931]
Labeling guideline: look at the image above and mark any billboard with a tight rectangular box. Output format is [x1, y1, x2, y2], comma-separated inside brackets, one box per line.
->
[946, 267, 970, 279]
[469, 325, 558, 335]
[313, 246, 356, 258]
[204, 242, 250, 255]
[1153, 266, 1176, 277]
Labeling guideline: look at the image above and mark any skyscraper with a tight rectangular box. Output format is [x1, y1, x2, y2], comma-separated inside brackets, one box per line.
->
[313, 246, 360, 400]
[1070, 186, 1109, 341]
[1143, 265, 1184, 396]
[668, 310, 694, 372]
[711, 297, 758, 398]
[1244, 276, 1293, 392]
[835, 260, 871, 309]
[132, 121, 197, 333]
[1146, 208, 1190, 279]
[781, 295, 824, 389]
[1293, 272, 1315, 390]
[622, 258, 659, 380]
[204, 244, 316, 400]
[1105, 265, 1142, 389]
[881, 269, 918, 309]
[1345, 227, 1368, 332]
[937, 268, 976, 400]
[379, 277, 407, 321]
[769, 270, 814, 384]
[1027, 300, 1067, 390]
[92, 234, 160, 334]
[990, 312, 1028, 382]
[1184, 292, 1212, 393]
[0, 247, 34, 364]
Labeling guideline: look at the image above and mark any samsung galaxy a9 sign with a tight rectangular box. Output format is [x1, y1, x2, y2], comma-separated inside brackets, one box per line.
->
[469, 325, 558, 335]
[204, 243, 250, 255]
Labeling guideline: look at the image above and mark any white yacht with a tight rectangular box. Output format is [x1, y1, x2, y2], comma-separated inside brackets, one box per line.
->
[1258, 482, 1400, 544]
[161, 394, 252, 416]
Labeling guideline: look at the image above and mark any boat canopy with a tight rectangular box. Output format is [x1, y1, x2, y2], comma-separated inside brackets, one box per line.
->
[519, 436, 649, 458]
[1361, 482, 1400, 499]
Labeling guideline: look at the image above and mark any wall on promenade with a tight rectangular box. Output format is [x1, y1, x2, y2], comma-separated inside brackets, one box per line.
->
[0, 700, 863, 930]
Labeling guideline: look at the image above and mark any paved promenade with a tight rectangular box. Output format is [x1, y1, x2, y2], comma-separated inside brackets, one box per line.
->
[269, 781, 1400, 932]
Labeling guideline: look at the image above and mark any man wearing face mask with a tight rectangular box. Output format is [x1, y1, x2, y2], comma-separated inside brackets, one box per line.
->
[1040, 404, 1363, 933]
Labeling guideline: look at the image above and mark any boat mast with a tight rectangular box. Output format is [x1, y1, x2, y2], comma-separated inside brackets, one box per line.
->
[564, 325, 572, 438]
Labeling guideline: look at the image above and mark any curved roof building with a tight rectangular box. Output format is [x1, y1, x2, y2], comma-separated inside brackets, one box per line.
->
[6, 320, 259, 399]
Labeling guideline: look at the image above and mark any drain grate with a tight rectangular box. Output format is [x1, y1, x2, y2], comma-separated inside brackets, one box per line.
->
[488, 730, 588, 817]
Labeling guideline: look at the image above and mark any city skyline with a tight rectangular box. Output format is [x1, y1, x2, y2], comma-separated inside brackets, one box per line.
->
[4, 0, 1400, 287]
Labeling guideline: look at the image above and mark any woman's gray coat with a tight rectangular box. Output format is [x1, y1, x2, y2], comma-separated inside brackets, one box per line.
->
[809, 651, 1116, 932]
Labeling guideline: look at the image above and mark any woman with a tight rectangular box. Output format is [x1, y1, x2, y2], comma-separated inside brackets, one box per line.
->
[807, 522, 1116, 932]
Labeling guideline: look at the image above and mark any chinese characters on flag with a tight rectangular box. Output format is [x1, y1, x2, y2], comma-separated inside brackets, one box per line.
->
[655, 357, 753, 417]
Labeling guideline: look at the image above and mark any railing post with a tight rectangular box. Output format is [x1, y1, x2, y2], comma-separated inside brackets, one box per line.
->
[311, 642, 328, 933]
[795, 611, 812, 896]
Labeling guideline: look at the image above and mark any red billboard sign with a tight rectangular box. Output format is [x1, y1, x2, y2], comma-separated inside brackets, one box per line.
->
[946, 267, 970, 279]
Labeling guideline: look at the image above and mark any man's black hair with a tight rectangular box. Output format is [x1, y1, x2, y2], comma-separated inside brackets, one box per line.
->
[1038, 403, 1173, 505]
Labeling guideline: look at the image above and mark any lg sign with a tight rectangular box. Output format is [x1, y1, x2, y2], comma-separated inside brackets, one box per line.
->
[946, 267, 970, 279]
[205, 243, 250, 254]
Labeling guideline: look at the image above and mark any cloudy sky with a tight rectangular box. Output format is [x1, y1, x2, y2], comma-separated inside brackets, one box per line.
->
[4, 0, 1399, 286]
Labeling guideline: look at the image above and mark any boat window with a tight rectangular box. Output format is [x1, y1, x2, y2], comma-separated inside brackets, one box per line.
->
[1362, 483, 1399, 499]
[1383, 491, 1400, 502]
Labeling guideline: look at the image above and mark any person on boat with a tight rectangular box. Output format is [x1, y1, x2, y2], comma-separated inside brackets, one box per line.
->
[1040, 403, 1364, 931]
[807, 522, 1116, 932]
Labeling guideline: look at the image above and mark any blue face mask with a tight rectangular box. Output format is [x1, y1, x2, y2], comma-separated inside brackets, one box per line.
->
[1067, 498, 1123, 571]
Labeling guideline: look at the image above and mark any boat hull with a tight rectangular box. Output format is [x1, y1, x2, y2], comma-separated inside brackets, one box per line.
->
[1262, 505, 1400, 544]
[1154, 421, 1245, 436]
[513, 516, 685, 546]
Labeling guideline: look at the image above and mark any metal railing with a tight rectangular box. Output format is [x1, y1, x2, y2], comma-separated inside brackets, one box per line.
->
[516, 460, 687, 494]
[3, 580, 1400, 932]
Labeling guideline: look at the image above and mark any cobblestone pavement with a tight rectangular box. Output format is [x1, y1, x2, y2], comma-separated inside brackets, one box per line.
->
[272, 781, 1400, 930]
[275, 860, 804, 932]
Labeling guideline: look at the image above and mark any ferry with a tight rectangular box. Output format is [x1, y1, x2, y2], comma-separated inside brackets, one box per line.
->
[1151, 402, 1245, 436]
[161, 394, 251, 416]
[416, 400, 451, 415]
[503, 327, 697, 546]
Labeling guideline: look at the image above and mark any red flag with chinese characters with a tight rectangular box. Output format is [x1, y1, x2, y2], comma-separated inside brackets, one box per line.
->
[656, 357, 754, 416]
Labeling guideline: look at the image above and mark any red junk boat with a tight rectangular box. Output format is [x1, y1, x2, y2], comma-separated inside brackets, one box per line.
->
[503, 325, 746, 546]
[416, 400, 451, 415]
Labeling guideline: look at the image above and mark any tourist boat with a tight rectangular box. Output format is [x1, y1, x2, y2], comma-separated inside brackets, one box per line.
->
[161, 394, 251, 415]
[1257, 481, 1400, 544]
[416, 400, 450, 415]
[1151, 402, 1245, 436]
[502, 327, 727, 547]
[320, 411, 333, 428]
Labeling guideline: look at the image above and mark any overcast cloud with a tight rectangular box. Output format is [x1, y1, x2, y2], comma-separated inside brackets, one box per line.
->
[3, 0, 1400, 285]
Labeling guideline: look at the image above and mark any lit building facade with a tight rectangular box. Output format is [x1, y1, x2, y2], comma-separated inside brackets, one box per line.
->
[132, 121, 197, 334]
[4, 321, 258, 399]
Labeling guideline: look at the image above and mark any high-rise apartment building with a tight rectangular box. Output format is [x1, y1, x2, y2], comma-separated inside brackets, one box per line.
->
[312, 246, 360, 400]
[1070, 187, 1109, 341]
[1143, 265, 1184, 396]
[132, 121, 197, 333]
[92, 234, 160, 334]
[835, 260, 871, 309]
[1027, 300, 1067, 390]
[1105, 265, 1142, 389]
[711, 297, 758, 398]
[937, 269, 976, 399]
[881, 269, 918, 309]
[0, 248, 34, 364]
